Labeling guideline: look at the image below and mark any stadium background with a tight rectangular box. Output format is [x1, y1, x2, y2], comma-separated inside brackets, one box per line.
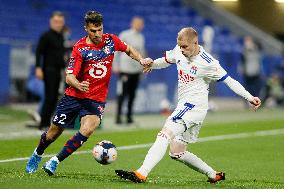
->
[1, 0, 284, 112]
[0, 1, 284, 188]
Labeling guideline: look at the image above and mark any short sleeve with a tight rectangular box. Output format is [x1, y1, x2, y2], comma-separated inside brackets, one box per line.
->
[66, 47, 83, 76]
[111, 34, 127, 52]
[205, 60, 228, 81]
[164, 45, 178, 64]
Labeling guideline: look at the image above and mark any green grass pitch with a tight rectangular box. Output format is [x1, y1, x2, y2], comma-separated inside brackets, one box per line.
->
[0, 107, 284, 189]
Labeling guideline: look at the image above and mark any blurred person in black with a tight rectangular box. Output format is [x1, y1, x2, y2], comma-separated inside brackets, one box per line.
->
[35, 11, 66, 130]
[113, 17, 145, 124]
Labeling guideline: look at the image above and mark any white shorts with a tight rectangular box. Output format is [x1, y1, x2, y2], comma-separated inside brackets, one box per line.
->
[164, 102, 207, 144]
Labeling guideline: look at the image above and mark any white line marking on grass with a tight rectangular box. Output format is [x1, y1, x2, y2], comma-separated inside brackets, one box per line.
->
[1, 128, 284, 163]
[0, 131, 42, 139]
[0, 114, 11, 120]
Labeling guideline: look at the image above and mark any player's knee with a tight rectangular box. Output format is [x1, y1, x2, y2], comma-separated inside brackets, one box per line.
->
[80, 115, 100, 137]
[169, 140, 187, 160]
[46, 124, 63, 141]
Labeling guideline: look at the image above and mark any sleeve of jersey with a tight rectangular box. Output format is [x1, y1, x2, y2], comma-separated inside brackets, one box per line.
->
[152, 57, 172, 69]
[223, 76, 254, 101]
[111, 34, 127, 52]
[66, 48, 83, 76]
[205, 60, 228, 81]
[164, 48, 177, 64]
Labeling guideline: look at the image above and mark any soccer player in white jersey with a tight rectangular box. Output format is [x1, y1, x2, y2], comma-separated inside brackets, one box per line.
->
[115, 27, 261, 183]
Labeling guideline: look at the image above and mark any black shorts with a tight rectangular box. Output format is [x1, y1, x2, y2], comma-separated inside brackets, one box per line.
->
[52, 95, 105, 128]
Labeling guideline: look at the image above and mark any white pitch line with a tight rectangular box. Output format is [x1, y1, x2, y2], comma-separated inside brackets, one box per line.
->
[1, 128, 284, 163]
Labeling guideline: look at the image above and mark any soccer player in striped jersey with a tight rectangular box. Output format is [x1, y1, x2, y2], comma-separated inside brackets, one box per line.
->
[115, 27, 261, 183]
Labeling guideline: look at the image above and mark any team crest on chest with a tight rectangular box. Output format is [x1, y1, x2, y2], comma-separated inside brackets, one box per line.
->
[189, 65, 198, 75]
[103, 46, 111, 54]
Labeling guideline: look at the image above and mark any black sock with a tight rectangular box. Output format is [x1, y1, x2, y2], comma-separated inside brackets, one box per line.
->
[36, 131, 54, 155]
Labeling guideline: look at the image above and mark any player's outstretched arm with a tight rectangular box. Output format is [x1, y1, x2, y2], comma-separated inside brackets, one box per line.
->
[142, 57, 174, 73]
[66, 73, 89, 92]
[223, 76, 261, 111]
[124, 45, 153, 65]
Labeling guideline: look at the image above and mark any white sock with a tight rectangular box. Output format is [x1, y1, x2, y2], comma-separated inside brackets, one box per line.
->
[177, 151, 216, 179]
[136, 131, 170, 177]
[50, 156, 60, 163]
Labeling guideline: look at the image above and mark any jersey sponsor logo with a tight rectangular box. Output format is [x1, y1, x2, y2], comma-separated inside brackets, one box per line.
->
[89, 64, 107, 78]
[200, 52, 213, 63]
[179, 70, 195, 83]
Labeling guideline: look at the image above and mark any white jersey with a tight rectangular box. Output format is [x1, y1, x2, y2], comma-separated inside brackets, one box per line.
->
[153, 45, 253, 143]
[165, 45, 227, 110]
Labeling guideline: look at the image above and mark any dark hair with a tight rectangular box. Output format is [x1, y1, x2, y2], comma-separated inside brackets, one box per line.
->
[50, 11, 64, 19]
[84, 11, 103, 26]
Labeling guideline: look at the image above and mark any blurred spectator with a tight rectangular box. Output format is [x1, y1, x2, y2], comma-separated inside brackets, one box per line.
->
[240, 36, 263, 97]
[35, 11, 66, 130]
[261, 72, 284, 107]
[26, 65, 44, 124]
[113, 16, 145, 124]
[202, 24, 214, 54]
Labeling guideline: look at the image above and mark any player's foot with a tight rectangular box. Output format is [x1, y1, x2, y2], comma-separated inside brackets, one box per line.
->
[207, 172, 225, 183]
[42, 156, 59, 176]
[115, 170, 146, 183]
[25, 149, 42, 173]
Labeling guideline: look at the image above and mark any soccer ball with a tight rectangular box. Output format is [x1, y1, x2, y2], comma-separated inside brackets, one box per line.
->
[92, 140, 117, 165]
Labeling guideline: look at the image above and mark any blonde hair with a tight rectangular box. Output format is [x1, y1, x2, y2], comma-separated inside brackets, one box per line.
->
[177, 27, 198, 42]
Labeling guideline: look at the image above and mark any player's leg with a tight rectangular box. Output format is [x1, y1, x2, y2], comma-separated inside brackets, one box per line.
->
[57, 115, 100, 160]
[169, 125, 225, 183]
[115, 102, 196, 182]
[43, 98, 104, 175]
[25, 124, 64, 173]
[169, 140, 224, 182]
[115, 119, 185, 182]
[43, 115, 100, 176]
[126, 73, 139, 124]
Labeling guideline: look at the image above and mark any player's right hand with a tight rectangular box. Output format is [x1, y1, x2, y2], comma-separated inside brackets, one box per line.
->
[78, 80, 90, 92]
[249, 97, 261, 111]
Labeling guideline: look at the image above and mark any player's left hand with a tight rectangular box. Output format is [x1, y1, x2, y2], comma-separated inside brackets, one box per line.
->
[249, 97, 261, 111]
